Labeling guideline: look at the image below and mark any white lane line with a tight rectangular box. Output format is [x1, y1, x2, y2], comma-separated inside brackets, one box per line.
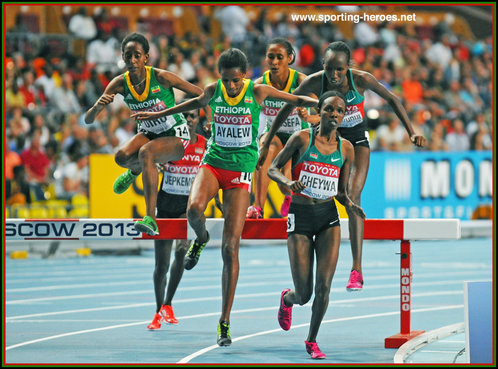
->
[6, 321, 153, 351]
[6, 290, 462, 321]
[10, 318, 150, 324]
[6, 276, 480, 305]
[5, 264, 261, 283]
[6, 293, 463, 351]
[177, 305, 464, 363]
[6, 292, 278, 320]
[5, 270, 287, 292]
[7, 269, 489, 293]
[6, 302, 154, 321]
[5, 310, 223, 351]
[6, 268, 275, 288]
[6, 280, 151, 292]
[5, 281, 281, 305]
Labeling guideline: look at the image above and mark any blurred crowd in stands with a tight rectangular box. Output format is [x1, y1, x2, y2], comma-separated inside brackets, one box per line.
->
[5, 5, 493, 213]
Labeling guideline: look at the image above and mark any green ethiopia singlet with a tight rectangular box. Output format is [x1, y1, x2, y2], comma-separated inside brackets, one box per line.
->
[123, 66, 186, 136]
[261, 69, 309, 140]
[204, 79, 261, 172]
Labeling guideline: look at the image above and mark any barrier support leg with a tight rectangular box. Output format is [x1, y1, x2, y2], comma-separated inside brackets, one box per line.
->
[385, 240, 425, 348]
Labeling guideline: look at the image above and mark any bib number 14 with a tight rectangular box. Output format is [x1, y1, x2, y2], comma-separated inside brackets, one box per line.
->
[175, 124, 191, 140]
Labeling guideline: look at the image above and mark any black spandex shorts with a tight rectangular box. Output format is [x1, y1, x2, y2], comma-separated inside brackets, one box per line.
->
[337, 126, 370, 148]
[156, 190, 189, 218]
[286, 199, 340, 239]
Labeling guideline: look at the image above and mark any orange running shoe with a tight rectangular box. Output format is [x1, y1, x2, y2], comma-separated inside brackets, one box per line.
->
[147, 313, 163, 330]
[160, 305, 178, 324]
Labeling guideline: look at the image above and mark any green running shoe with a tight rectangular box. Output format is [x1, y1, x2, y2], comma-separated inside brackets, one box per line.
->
[217, 320, 231, 346]
[134, 216, 159, 236]
[184, 231, 210, 270]
[113, 169, 138, 194]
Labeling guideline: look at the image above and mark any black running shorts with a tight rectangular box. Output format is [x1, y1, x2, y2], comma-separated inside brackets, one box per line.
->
[338, 126, 370, 148]
[156, 190, 189, 218]
[286, 199, 340, 239]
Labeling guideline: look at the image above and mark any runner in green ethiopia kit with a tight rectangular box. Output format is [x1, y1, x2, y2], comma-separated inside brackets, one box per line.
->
[85, 33, 203, 236]
[132, 48, 318, 347]
[247, 38, 320, 220]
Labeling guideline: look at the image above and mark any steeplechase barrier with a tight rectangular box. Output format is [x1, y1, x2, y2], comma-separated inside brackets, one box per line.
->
[5, 217, 460, 348]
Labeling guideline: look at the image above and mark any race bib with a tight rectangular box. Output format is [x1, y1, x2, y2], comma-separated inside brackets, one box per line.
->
[287, 213, 295, 232]
[298, 161, 340, 200]
[341, 106, 363, 128]
[278, 114, 301, 134]
[135, 101, 179, 134]
[162, 165, 198, 196]
[214, 114, 252, 147]
[240, 171, 252, 184]
[174, 123, 191, 140]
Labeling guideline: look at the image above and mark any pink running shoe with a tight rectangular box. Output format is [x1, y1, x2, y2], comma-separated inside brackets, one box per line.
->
[278, 288, 292, 330]
[280, 196, 291, 217]
[246, 205, 263, 219]
[346, 270, 364, 291]
[305, 340, 326, 359]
